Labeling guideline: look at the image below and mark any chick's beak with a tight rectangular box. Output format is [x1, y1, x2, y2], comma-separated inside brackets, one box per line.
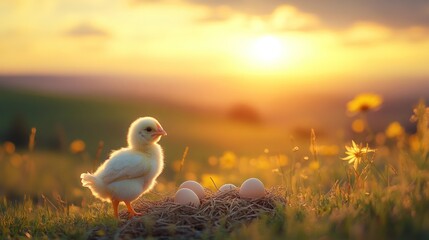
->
[159, 129, 167, 136]
[153, 125, 167, 137]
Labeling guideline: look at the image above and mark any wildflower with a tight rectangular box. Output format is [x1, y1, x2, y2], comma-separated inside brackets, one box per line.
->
[341, 140, 375, 170]
[256, 155, 270, 169]
[351, 119, 365, 133]
[207, 156, 218, 166]
[385, 121, 404, 138]
[347, 93, 383, 114]
[219, 151, 237, 169]
[3, 141, 15, 154]
[70, 139, 86, 154]
[309, 161, 320, 170]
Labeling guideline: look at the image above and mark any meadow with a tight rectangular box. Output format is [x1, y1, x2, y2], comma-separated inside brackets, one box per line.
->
[0, 89, 429, 239]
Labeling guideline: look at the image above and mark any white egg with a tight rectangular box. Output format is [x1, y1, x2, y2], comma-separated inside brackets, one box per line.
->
[219, 183, 237, 192]
[174, 188, 200, 207]
[239, 178, 266, 199]
[178, 180, 205, 199]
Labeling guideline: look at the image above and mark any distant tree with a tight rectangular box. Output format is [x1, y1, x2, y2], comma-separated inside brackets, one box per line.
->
[4, 115, 29, 148]
[227, 104, 262, 124]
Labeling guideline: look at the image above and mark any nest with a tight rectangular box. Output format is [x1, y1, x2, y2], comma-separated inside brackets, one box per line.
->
[92, 187, 286, 239]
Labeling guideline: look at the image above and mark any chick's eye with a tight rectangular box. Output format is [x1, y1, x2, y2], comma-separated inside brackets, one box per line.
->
[145, 127, 153, 132]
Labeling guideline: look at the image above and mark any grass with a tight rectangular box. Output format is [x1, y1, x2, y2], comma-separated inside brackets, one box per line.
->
[0, 197, 117, 239]
[1, 90, 429, 239]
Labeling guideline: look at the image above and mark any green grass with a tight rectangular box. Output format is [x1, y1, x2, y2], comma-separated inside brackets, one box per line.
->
[1, 139, 428, 239]
[0, 197, 117, 239]
[1, 89, 429, 239]
[1, 164, 428, 239]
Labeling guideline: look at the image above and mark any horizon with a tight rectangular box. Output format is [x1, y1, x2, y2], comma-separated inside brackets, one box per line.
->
[1, 74, 427, 138]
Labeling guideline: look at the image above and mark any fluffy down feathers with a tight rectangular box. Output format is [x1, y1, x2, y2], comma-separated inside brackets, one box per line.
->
[80, 117, 166, 204]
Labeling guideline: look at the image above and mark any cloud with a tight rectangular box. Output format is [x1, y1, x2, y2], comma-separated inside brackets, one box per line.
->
[198, 5, 235, 22]
[186, 0, 429, 29]
[403, 26, 429, 42]
[66, 22, 110, 38]
[197, 4, 320, 32]
[270, 5, 319, 31]
[341, 22, 429, 47]
[342, 22, 393, 46]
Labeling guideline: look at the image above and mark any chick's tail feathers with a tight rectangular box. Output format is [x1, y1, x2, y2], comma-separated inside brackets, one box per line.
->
[80, 172, 96, 186]
[80, 172, 110, 201]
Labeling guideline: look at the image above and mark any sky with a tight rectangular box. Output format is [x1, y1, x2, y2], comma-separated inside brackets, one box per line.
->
[1, 0, 429, 107]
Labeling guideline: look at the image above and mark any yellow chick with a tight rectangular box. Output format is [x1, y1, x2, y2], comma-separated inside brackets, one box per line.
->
[81, 117, 167, 218]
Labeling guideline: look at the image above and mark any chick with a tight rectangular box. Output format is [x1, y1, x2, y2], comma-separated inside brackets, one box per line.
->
[81, 117, 167, 218]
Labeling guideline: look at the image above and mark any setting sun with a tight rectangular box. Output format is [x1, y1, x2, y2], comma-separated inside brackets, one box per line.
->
[249, 35, 284, 64]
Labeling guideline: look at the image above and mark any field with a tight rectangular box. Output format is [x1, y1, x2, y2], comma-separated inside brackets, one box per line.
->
[1, 89, 429, 239]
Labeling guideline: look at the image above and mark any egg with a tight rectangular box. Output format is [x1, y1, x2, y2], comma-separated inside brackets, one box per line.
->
[174, 188, 200, 207]
[178, 180, 205, 199]
[219, 183, 237, 192]
[239, 178, 266, 199]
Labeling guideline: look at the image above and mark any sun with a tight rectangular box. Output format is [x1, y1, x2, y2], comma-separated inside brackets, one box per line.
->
[249, 35, 284, 64]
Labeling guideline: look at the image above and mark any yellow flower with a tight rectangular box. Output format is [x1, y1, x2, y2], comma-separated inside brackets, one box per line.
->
[385, 121, 404, 138]
[3, 141, 16, 154]
[309, 161, 320, 170]
[351, 119, 365, 133]
[341, 140, 375, 170]
[347, 93, 383, 113]
[219, 151, 237, 169]
[70, 139, 86, 154]
[207, 155, 218, 166]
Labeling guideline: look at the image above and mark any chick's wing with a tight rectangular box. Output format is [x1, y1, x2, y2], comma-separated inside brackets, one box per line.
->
[100, 150, 152, 184]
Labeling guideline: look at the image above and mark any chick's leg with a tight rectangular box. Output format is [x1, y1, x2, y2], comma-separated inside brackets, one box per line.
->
[112, 199, 120, 218]
[125, 201, 142, 217]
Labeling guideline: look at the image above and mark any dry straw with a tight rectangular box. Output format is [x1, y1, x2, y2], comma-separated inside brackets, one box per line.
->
[102, 187, 286, 239]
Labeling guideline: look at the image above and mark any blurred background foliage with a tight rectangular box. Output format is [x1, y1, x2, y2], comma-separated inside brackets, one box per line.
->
[0, 88, 427, 205]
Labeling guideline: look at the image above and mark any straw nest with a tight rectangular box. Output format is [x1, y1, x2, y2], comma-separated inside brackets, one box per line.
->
[91, 187, 286, 239]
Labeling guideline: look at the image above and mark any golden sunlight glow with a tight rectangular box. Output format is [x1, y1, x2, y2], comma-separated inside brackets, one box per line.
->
[249, 35, 284, 64]
[1, 1, 429, 82]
